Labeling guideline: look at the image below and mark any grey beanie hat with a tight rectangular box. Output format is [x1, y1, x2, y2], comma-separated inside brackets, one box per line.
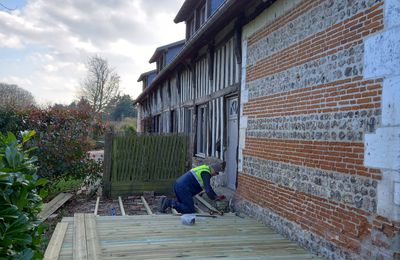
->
[210, 162, 224, 174]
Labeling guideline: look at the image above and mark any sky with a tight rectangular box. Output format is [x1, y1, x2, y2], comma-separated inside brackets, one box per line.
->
[0, 0, 185, 105]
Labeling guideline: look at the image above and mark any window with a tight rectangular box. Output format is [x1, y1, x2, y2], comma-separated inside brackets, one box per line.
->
[198, 4, 206, 28]
[188, 16, 195, 38]
[186, 1, 207, 40]
[197, 105, 207, 155]
[229, 99, 238, 119]
[157, 54, 165, 72]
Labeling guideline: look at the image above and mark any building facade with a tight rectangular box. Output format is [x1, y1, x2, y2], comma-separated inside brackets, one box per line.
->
[135, 0, 400, 258]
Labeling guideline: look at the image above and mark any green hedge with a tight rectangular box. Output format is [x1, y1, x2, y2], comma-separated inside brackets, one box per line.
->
[0, 106, 104, 180]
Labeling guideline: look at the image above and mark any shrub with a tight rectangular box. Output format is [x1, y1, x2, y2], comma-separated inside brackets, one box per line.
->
[0, 131, 47, 259]
[0, 107, 24, 135]
[0, 106, 105, 180]
[22, 107, 94, 179]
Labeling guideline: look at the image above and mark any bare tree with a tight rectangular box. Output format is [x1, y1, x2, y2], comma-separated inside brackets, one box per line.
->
[0, 2, 16, 11]
[0, 83, 35, 108]
[81, 55, 120, 114]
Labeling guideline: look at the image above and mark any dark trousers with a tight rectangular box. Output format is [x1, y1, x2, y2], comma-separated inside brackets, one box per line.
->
[171, 183, 196, 214]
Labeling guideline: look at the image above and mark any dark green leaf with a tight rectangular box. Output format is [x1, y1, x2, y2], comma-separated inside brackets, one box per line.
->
[16, 247, 34, 260]
[0, 205, 19, 219]
[5, 132, 17, 145]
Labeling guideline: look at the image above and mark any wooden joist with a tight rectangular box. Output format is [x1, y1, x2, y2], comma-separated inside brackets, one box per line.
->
[39, 193, 73, 220]
[44, 222, 68, 260]
[141, 196, 153, 215]
[94, 196, 100, 216]
[118, 196, 126, 216]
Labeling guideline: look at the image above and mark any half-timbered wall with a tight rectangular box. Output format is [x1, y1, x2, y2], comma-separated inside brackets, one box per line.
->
[140, 28, 240, 161]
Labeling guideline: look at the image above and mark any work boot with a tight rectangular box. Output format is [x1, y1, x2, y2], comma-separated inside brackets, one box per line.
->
[157, 196, 170, 213]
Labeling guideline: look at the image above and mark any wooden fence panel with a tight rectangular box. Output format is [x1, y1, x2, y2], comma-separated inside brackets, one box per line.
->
[103, 133, 189, 197]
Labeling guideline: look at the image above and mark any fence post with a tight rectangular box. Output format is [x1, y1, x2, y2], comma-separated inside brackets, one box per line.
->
[103, 131, 113, 197]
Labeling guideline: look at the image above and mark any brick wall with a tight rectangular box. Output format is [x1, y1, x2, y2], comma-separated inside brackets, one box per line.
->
[237, 0, 400, 259]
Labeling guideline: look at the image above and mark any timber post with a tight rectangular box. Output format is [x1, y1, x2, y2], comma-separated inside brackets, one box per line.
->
[103, 131, 113, 197]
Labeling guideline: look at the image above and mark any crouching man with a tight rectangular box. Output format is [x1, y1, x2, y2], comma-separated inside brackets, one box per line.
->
[158, 162, 226, 214]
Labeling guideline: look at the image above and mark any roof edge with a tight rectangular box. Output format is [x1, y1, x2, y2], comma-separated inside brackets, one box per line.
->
[137, 69, 157, 82]
[149, 40, 186, 63]
[174, 0, 198, 23]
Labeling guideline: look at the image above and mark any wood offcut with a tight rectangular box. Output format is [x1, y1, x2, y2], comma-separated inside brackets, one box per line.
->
[194, 194, 223, 215]
[39, 193, 73, 220]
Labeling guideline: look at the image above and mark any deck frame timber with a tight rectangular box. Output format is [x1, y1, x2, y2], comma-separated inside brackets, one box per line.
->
[140, 196, 153, 215]
[118, 196, 126, 216]
[94, 197, 100, 216]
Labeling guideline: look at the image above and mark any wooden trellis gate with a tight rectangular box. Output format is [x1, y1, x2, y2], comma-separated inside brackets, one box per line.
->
[103, 132, 190, 197]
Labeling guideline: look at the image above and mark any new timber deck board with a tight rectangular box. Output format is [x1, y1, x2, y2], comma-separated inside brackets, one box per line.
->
[44, 222, 69, 260]
[39, 193, 73, 220]
[49, 214, 319, 259]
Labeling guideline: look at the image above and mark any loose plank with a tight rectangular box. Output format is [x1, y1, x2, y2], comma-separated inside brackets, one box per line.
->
[39, 193, 73, 220]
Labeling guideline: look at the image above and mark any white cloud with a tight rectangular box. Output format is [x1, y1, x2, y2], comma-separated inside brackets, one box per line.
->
[0, 76, 32, 87]
[0, 0, 185, 104]
[0, 33, 24, 48]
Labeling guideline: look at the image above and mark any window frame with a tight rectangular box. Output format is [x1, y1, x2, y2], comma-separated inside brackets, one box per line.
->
[198, 3, 206, 28]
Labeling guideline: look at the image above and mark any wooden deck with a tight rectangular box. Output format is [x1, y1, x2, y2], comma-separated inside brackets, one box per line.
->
[45, 213, 318, 259]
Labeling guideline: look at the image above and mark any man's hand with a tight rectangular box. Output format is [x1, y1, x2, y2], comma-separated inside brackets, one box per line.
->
[215, 195, 226, 201]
